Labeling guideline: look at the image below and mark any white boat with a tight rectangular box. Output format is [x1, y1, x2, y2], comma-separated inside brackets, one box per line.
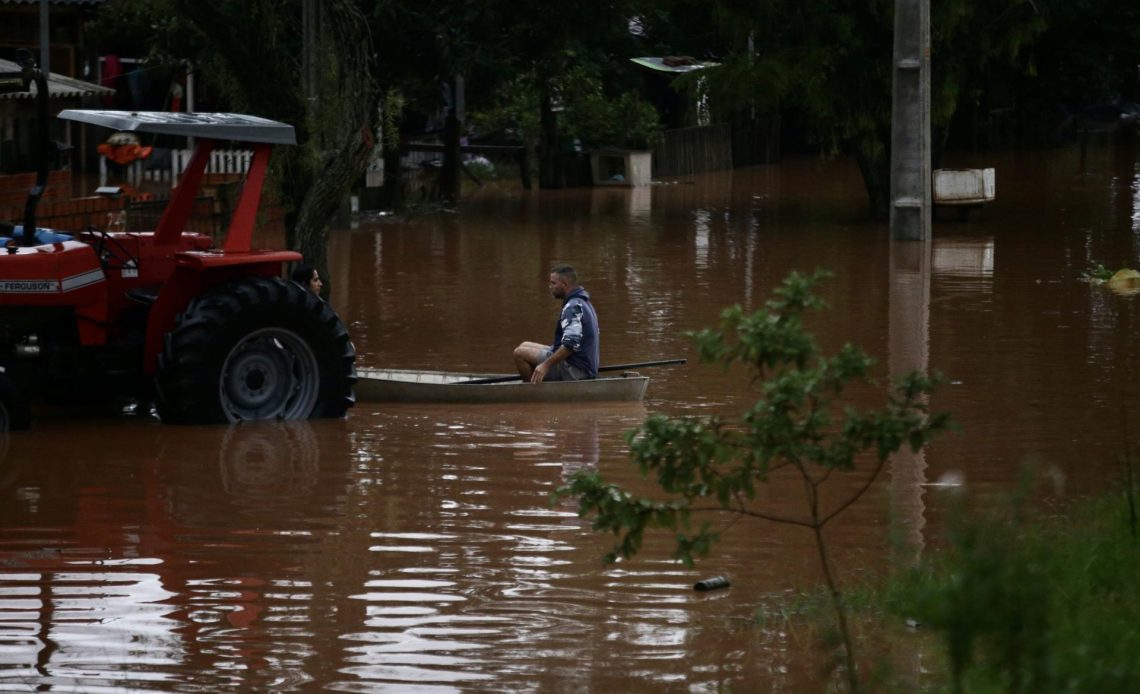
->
[356, 368, 649, 404]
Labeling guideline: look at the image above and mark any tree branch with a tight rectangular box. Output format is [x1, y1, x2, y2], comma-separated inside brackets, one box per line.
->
[819, 452, 890, 527]
[689, 504, 815, 529]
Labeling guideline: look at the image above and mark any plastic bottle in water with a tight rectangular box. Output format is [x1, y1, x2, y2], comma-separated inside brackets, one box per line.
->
[693, 575, 730, 591]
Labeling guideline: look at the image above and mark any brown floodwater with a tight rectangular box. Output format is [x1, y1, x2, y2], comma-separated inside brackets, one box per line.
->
[3, 135, 1140, 691]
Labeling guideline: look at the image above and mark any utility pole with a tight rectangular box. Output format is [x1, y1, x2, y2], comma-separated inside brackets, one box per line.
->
[39, 0, 50, 75]
[302, 0, 318, 123]
[889, 0, 931, 240]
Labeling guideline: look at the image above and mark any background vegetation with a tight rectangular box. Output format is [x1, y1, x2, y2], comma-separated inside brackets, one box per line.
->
[558, 271, 951, 691]
[883, 484, 1140, 692]
[85, 0, 1140, 267]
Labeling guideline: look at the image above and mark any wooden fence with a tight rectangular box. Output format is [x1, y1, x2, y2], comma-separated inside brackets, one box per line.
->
[652, 123, 733, 178]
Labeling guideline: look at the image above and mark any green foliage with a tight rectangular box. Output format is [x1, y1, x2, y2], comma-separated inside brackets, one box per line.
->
[558, 270, 951, 689]
[472, 65, 661, 150]
[565, 89, 662, 150]
[87, 0, 189, 60]
[379, 88, 406, 155]
[661, 0, 1047, 216]
[470, 73, 542, 146]
[1027, 0, 1140, 107]
[887, 490, 1140, 692]
[559, 269, 949, 565]
[1082, 262, 1116, 281]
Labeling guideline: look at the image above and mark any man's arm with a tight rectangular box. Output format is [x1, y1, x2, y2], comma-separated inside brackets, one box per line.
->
[560, 302, 586, 352]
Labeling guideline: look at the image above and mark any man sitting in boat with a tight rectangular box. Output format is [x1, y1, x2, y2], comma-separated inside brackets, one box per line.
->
[513, 264, 599, 384]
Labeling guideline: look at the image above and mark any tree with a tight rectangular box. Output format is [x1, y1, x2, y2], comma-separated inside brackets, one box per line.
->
[1010, 0, 1140, 140]
[171, 0, 378, 292]
[558, 270, 951, 691]
[367, 0, 504, 204]
[365, 0, 645, 199]
[653, 1, 1045, 219]
[91, 0, 379, 293]
[484, 0, 655, 187]
[472, 65, 662, 153]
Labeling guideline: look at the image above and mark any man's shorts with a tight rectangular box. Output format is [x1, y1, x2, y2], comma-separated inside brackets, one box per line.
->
[540, 349, 591, 381]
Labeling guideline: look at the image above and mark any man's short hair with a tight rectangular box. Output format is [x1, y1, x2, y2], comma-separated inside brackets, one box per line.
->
[550, 264, 577, 283]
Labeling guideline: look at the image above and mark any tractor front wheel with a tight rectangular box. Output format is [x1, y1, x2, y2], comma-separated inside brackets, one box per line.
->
[156, 277, 355, 424]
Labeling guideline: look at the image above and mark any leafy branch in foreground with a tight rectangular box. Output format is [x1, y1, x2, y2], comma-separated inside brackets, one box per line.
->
[556, 269, 952, 692]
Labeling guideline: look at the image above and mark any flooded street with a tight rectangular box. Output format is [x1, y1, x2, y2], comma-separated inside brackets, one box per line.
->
[3, 136, 1140, 691]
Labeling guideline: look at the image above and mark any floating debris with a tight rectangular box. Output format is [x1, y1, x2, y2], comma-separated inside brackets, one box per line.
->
[1106, 269, 1140, 295]
[694, 575, 731, 591]
[1083, 263, 1140, 296]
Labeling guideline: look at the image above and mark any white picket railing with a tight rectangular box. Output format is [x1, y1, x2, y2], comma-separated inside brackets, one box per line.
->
[99, 148, 254, 188]
[167, 149, 253, 185]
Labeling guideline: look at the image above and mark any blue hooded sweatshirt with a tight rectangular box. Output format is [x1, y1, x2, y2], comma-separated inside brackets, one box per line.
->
[552, 286, 599, 377]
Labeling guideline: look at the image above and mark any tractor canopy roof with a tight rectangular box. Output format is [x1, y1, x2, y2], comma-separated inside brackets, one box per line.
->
[56, 110, 296, 145]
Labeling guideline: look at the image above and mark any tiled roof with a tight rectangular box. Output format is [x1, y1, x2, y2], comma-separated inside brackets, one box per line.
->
[0, 58, 114, 99]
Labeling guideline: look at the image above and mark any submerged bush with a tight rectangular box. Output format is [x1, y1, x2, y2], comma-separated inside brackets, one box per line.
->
[887, 491, 1140, 692]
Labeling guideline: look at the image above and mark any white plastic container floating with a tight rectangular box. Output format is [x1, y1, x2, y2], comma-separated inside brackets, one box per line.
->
[932, 167, 996, 206]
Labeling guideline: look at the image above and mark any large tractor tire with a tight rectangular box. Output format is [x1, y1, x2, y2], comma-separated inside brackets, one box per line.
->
[155, 277, 355, 424]
[0, 372, 31, 432]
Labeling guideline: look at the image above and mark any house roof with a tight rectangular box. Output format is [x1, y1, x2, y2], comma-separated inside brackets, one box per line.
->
[0, 57, 114, 99]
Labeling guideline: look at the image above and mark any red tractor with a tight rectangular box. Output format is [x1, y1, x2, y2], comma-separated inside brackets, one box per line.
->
[0, 57, 355, 430]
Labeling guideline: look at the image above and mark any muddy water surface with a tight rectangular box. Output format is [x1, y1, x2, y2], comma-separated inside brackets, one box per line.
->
[2, 138, 1140, 691]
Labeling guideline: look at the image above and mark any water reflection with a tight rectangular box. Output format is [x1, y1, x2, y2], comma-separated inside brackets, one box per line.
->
[888, 241, 931, 568]
[217, 421, 321, 501]
[0, 431, 10, 493]
[340, 403, 752, 692]
[588, 186, 652, 226]
[694, 208, 711, 270]
[0, 420, 357, 692]
[2, 141, 1139, 690]
[1133, 158, 1140, 235]
[933, 237, 994, 278]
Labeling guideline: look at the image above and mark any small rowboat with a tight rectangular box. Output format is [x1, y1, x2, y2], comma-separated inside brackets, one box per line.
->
[356, 368, 649, 404]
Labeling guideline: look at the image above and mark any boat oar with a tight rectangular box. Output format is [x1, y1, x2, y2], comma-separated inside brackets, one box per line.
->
[459, 358, 687, 385]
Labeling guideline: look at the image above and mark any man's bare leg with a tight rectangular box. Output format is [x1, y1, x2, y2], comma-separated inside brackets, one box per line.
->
[513, 341, 548, 379]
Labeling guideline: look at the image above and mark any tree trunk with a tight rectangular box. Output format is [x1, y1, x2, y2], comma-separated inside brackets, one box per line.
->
[288, 0, 378, 296]
[856, 149, 891, 222]
[381, 147, 405, 210]
[175, 0, 379, 298]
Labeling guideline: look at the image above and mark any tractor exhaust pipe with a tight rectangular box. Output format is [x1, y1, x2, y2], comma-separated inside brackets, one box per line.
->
[0, 49, 49, 247]
[20, 52, 49, 247]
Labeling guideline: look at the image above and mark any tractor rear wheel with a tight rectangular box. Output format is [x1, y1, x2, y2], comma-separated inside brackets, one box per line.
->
[155, 277, 355, 424]
[0, 372, 31, 432]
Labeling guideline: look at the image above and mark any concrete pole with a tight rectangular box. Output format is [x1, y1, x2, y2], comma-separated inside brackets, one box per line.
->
[39, 0, 50, 75]
[302, 0, 318, 122]
[889, 0, 931, 240]
[184, 62, 195, 113]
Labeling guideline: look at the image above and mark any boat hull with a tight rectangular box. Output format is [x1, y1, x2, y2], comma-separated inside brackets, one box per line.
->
[356, 368, 649, 404]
